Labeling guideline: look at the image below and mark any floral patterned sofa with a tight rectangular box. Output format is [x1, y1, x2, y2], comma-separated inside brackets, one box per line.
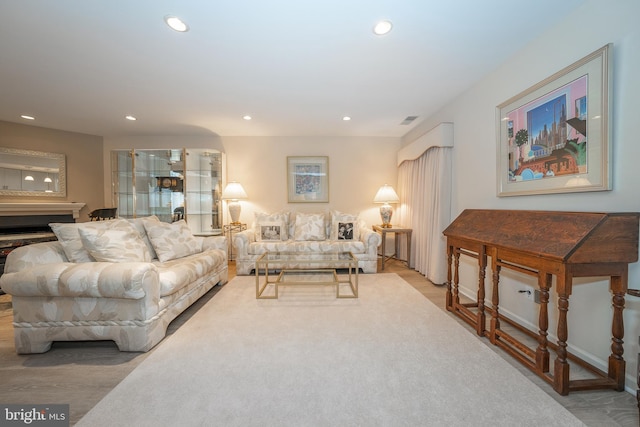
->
[0, 216, 227, 354]
[234, 211, 382, 275]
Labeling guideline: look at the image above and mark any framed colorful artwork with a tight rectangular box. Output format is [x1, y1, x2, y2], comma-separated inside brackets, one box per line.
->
[496, 44, 612, 196]
[287, 156, 329, 203]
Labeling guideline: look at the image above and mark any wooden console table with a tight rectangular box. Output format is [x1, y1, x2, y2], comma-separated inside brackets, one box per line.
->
[627, 288, 640, 409]
[443, 209, 639, 396]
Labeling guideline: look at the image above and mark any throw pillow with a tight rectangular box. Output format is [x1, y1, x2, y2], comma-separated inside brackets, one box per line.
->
[253, 212, 289, 241]
[49, 220, 120, 263]
[330, 211, 360, 241]
[293, 212, 326, 241]
[143, 219, 202, 262]
[126, 215, 160, 259]
[78, 219, 151, 262]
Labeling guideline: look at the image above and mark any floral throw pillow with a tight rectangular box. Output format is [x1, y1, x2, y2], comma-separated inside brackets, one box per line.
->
[330, 211, 360, 241]
[126, 215, 160, 259]
[78, 219, 151, 262]
[293, 213, 326, 241]
[49, 220, 119, 263]
[143, 219, 202, 262]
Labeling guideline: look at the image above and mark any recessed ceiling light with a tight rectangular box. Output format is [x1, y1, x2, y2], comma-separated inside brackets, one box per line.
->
[342, 116, 352, 121]
[373, 20, 393, 36]
[21, 115, 35, 120]
[125, 115, 137, 121]
[243, 115, 252, 121]
[164, 15, 189, 32]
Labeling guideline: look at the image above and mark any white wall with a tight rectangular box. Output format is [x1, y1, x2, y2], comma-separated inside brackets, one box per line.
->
[104, 135, 400, 229]
[222, 136, 400, 228]
[403, 0, 640, 392]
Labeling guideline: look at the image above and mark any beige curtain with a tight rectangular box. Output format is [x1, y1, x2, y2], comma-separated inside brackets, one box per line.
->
[396, 147, 452, 284]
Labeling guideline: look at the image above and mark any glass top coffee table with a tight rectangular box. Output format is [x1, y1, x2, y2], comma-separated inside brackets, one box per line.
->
[255, 251, 358, 299]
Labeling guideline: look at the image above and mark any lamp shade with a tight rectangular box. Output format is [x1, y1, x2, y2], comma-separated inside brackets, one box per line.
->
[373, 185, 399, 204]
[222, 181, 247, 225]
[221, 182, 248, 200]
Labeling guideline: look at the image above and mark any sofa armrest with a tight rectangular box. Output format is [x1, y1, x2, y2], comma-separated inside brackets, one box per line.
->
[233, 229, 255, 258]
[3, 241, 68, 273]
[360, 226, 382, 256]
[0, 262, 159, 300]
[201, 235, 228, 254]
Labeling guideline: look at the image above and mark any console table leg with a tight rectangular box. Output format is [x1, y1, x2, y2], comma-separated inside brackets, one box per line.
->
[489, 261, 501, 345]
[446, 245, 453, 310]
[453, 250, 461, 306]
[637, 340, 640, 410]
[609, 274, 627, 391]
[476, 246, 486, 337]
[554, 273, 571, 395]
[536, 272, 551, 373]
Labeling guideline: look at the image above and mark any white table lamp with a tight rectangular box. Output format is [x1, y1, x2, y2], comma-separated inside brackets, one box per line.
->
[373, 184, 400, 228]
[222, 182, 248, 225]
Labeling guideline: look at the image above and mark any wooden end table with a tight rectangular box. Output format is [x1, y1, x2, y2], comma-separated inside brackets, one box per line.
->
[372, 225, 412, 271]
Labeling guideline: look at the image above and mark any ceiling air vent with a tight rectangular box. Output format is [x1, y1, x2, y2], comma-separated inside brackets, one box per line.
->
[400, 116, 418, 125]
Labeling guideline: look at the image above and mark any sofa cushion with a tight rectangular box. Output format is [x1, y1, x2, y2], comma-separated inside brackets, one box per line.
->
[293, 212, 326, 241]
[248, 240, 365, 255]
[154, 249, 226, 296]
[78, 219, 152, 263]
[329, 211, 360, 241]
[143, 220, 202, 262]
[2, 261, 156, 299]
[126, 215, 160, 259]
[254, 212, 289, 241]
[50, 219, 121, 263]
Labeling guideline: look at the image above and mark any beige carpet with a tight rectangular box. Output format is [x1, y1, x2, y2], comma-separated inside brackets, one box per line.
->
[77, 274, 584, 426]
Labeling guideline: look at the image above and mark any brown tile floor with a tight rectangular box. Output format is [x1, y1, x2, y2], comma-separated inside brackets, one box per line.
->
[0, 259, 638, 426]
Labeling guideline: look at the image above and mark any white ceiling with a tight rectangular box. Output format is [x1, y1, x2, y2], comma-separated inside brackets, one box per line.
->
[0, 0, 585, 138]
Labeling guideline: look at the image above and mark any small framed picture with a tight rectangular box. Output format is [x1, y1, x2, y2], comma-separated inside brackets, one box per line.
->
[259, 223, 282, 241]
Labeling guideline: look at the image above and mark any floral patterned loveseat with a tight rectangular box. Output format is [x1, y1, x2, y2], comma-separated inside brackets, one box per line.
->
[0, 216, 227, 354]
[234, 211, 381, 275]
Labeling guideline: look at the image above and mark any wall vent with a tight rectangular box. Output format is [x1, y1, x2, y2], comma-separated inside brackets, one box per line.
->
[400, 116, 418, 125]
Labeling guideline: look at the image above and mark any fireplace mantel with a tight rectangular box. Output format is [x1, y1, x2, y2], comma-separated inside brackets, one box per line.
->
[0, 202, 86, 219]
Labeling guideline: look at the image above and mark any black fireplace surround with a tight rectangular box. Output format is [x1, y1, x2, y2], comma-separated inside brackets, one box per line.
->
[0, 214, 73, 281]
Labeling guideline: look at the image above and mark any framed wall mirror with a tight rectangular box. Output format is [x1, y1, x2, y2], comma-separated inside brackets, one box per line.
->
[0, 147, 66, 197]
